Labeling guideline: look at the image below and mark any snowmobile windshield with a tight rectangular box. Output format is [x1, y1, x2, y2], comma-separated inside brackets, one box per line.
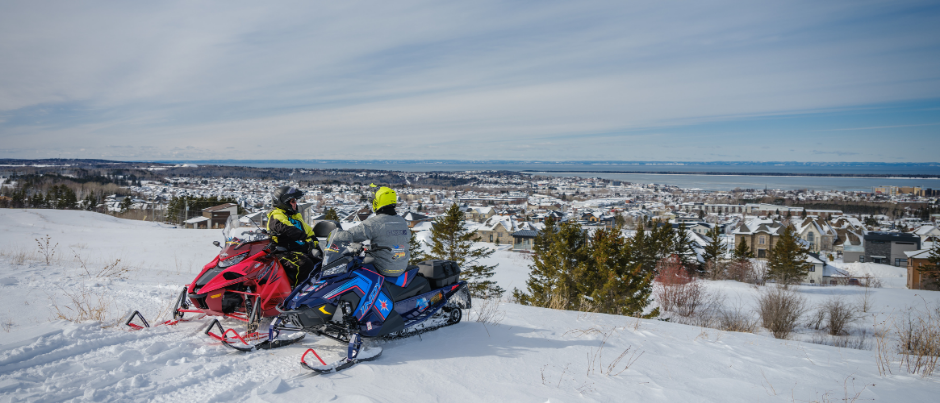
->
[322, 228, 356, 266]
[222, 215, 268, 244]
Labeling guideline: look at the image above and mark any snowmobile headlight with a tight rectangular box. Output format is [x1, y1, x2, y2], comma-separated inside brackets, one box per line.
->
[217, 252, 247, 268]
[320, 259, 349, 277]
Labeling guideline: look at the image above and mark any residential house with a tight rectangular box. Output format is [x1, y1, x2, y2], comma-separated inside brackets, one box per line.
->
[401, 211, 433, 228]
[531, 211, 565, 223]
[687, 222, 715, 236]
[792, 217, 837, 253]
[202, 203, 238, 229]
[464, 206, 495, 223]
[913, 225, 940, 244]
[838, 230, 865, 263]
[733, 218, 784, 259]
[476, 215, 516, 244]
[343, 206, 373, 223]
[804, 253, 826, 285]
[905, 248, 939, 290]
[862, 231, 921, 266]
[511, 229, 538, 252]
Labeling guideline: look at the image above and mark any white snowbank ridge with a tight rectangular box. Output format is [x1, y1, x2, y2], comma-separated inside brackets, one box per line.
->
[0, 209, 938, 402]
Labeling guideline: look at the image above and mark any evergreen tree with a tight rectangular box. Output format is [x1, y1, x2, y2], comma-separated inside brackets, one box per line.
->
[575, 225, 657, 317]
[673, 223, 695, 267]
[61, 186, 77, 209]
[766, 225, 812, 287]
[630, 224, 670, 275]
[702, 225, 727, 265]
[324, 208, 340, 222]
[408, 230, 427, 266]
[733, 237, 754, 260]
[614, 214, 626, 228]
[428, 203, 503, 297]
[120, 196, 133, 213]
[29, 192, 45, 208]
[917, 244, 940, 289]
[514, 216, 586, 308]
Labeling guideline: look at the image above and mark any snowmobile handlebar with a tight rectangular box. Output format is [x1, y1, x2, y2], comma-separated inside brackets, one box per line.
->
[341, 243, 390, 257]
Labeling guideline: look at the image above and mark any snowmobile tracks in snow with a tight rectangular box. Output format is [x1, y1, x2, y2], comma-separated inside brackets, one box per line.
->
[0, 322, 310, 402]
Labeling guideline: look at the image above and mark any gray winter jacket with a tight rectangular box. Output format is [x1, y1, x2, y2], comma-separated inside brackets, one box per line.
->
[331, 213, 411, 277]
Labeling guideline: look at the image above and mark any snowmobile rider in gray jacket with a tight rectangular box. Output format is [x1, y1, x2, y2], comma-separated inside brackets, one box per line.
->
[330, 185, 410, 277]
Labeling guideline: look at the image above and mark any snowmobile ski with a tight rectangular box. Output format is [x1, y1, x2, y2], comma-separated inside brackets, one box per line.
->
[300, 346, 382, 373]
[206, 319, 306, 352]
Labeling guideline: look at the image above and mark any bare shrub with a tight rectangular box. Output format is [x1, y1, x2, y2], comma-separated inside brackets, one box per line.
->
[471, 297, 505, 325]
[1, 246, 33, 265]
[808, 306, 827, 330]
[756, 286, 806, 339]
[726, 259, 754, 283]
[583, 327, 644, 376]
[654, 256, 707, 317]
[50, 286, 113, 324]
[35, 235, 58, 265]
[809, 331, 871, 350]
[824, 298, 860, 336]
[547, 285, 570, 311]
[894, 306, 940, 377]
[752, 260, 768, 286]
[1, 318, 13, 332]
[703, 260, 726, 281]
[861, 275, 882, 289]
[717, 304, 757, 333]
[73, 250, 132, 279]
[858, 286, 873, 313]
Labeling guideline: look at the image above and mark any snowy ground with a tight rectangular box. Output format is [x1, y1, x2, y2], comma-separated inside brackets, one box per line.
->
[1, 209, 939, 402]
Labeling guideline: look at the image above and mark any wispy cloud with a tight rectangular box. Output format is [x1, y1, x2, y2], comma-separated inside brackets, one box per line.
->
[822, 123, 940, 131]
[0, 1, 938, 161]
[812, 150, 861, 156]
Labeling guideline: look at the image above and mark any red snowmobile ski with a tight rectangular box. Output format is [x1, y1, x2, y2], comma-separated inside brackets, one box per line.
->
[126, 215, 298, 343]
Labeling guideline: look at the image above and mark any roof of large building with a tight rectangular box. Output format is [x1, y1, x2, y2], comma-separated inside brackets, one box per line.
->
[864, 231, 920, 242]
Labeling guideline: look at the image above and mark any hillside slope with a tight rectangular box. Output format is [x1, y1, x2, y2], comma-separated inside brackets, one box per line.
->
[1, 209, 938, 402]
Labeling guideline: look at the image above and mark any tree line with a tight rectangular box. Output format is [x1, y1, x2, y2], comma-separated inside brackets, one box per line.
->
[166, 196, 245, 223]
[0, 174, 127, 210]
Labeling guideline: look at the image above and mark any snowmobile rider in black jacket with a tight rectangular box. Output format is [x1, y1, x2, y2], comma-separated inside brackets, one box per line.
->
[267, 186, 320, 287]
[330, 184, 410, 277]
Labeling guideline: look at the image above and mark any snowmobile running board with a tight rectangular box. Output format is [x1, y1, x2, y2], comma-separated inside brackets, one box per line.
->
[205, 319, 305, 352]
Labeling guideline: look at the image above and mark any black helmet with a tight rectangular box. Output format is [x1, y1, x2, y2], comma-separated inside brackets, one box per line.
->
[272, 186, 304, 214]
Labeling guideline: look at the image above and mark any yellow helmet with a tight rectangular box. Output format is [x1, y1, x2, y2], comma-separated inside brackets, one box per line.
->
[371, 184, 398, 212]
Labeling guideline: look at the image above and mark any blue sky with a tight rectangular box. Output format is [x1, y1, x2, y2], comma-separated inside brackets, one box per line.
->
[0, 0, 938, 162]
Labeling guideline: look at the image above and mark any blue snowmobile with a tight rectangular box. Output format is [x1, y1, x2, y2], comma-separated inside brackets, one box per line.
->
[219, 224, 472, 373]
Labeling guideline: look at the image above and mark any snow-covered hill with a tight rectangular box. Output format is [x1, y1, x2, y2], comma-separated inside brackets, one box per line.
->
[1, 209, 939, 402]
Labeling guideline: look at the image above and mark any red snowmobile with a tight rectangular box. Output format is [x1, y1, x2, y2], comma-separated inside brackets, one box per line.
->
[126, 215, 312, 345]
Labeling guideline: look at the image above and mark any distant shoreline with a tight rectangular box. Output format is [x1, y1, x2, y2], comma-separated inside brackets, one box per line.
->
[524, 170, 940, 179]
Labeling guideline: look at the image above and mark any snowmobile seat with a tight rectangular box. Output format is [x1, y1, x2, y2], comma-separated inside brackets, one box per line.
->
[383, 274, 431, 302]
[312, 220, 339, 238]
